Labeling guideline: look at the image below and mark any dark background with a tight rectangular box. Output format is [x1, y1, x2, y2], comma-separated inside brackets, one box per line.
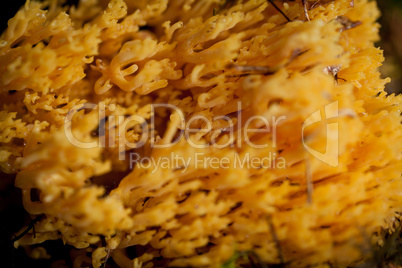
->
[0, 2, 80, 267]
[0, 0, 401, 267]
[377, 0, 402, 95]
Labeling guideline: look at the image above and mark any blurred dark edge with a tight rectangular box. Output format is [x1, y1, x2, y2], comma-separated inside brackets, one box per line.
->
[0, 0, 79, 33]
[0, 0, 401, 267]
[377, 1, 402, 95]
[0, 0, 79, 266]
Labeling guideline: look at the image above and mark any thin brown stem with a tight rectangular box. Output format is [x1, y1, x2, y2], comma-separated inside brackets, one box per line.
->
[268, 0, 291, 22]
[305, 158, 313, 204]
[267, 216, 285, 264]
[302, 0, 310, 21]
[10, 215, 42, 244]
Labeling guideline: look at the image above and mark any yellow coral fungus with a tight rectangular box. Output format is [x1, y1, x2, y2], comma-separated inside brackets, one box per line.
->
[0, 0, 401, 267]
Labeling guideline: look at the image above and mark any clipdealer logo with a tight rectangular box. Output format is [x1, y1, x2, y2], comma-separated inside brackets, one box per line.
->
[302, 101, 339, 167]
[63, 102, 286, 153]
[63, 101, 341, 168]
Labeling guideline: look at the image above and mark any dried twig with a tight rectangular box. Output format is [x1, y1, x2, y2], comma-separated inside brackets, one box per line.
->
[302, 0, 310, 21]
[10, 215, 43, 244]
[305, 158, 313, 205]
[268, 0, 291, 22]
[103, 248, 111, 268]
[336, 15, 362, 32]
[267, 217, 285, 265]
[324, 65, 347, 82]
